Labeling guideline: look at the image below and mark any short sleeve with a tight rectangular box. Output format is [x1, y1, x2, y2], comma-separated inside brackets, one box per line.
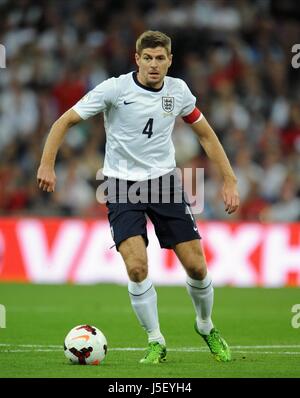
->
[178, 80, 197, 117]
[72, 77, 118, 120]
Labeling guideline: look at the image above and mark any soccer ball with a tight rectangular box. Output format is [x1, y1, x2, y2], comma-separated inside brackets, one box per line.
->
[64, 324, 107, 365]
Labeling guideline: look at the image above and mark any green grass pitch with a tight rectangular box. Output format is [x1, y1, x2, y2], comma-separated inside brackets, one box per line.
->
[0, 283, 300, 378]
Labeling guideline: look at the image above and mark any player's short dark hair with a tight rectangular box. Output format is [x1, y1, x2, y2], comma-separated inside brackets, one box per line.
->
[136, 30, 171, 55]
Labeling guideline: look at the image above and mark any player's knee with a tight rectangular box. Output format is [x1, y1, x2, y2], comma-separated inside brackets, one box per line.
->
[127, 257, 147, 281]
[186, 265, 207, 280]
[128, 265, 147, 282]
[184, 252, 207, 280]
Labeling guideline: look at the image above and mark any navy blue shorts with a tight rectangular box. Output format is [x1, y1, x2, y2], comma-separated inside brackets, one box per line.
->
[104, 172, 200, 250]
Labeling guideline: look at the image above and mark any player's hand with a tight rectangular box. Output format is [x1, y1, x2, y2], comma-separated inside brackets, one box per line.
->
[221, 179, 240, 214]
[37, 164, 56, 192]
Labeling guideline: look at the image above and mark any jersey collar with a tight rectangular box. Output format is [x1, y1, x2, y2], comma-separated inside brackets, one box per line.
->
[132, 71, 164, 92]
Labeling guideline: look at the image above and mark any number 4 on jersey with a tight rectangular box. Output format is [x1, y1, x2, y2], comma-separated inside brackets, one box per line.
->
[142, 118, 154, 138]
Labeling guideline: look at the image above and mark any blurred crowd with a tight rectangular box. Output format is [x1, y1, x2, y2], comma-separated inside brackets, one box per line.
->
[1, 0, 300, 221]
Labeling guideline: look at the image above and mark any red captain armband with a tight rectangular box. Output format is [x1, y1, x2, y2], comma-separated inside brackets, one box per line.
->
[182, 107, 202, 124]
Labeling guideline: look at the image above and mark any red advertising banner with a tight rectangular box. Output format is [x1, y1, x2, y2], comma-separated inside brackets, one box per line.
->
[0, 218, 300, 286]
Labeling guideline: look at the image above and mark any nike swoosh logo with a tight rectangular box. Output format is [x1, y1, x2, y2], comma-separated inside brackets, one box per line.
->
[124, 100, 135, 105]
[71, 334, 90, 341]
[193, 226, 198, 232]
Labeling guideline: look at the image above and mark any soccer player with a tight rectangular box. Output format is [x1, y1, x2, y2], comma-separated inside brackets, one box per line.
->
[37, 31, 240, 364]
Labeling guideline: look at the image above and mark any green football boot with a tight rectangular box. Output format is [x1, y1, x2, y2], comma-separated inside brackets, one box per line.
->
[195, 322, 231, 362]
[139, 342, 167, 364]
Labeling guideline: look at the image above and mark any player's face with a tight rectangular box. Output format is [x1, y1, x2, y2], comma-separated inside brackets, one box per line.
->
[135, 47, 172, 89]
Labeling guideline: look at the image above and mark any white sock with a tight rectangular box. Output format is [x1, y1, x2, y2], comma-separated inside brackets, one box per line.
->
[186, 273, 214, 335]
[128, 278, 165, 345]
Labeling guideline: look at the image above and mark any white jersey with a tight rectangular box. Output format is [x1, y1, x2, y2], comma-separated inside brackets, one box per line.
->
[72, 72, 201, 180]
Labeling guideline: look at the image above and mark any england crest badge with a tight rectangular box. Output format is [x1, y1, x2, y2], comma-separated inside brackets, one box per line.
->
[162, 96, 174, 113]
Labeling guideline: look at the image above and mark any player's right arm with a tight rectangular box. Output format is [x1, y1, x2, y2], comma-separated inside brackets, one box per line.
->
[37, 109, 82, 192]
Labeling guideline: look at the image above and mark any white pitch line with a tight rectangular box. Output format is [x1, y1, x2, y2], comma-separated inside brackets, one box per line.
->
[1, 343, 300, 349]
[1, 349, 300, 355]
[1, 344, 300, 355]
[1, 349, 62, 352]
[234, 351, 300, 355]
[0, 344, 62, 348]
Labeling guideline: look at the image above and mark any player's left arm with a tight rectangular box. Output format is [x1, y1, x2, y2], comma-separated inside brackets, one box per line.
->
[189, 114, 240, 215]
